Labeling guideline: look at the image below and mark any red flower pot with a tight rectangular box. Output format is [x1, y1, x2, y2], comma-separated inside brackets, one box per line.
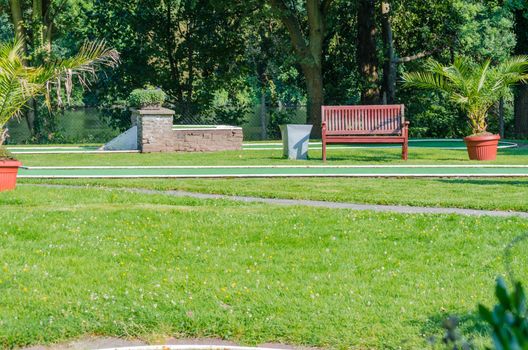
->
[0, 159, 22, 191]
[463, 134, 500, 161]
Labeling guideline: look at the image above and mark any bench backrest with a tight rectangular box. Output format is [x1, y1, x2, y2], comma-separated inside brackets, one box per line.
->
[322, 105, 405, 135]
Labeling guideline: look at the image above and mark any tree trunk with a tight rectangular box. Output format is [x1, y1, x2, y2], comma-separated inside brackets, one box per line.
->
[43, 0, 53, 53]
[9, 0, 36, 136]
[267, 0, 330, 135]
[515, 85, 528, 137]
[305, 0, 325, 134]
[8, 0, 27, 54]
[380, 1, 396, 104]
[33, 0, 43, 47]
[303, 64, 323, 136]
[26, 99, 36, 138]
[357, 0, 379, 104]
[499, 97, 504, 138]
[260, 90, 267, 140]
[513, 6, 528, 136]
[163, 0, 183, 104]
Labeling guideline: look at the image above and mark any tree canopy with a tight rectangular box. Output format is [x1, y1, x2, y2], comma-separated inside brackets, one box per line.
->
[2, 0, 527, 139]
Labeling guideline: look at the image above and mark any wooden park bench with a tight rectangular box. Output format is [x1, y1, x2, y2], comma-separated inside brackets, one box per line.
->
[321, 104, 409, 161]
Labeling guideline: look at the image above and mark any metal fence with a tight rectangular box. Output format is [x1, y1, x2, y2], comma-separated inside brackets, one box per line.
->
[5, 105, 308, 144]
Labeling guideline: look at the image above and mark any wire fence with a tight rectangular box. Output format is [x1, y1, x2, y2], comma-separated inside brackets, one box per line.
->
[5, 105, 308, 144]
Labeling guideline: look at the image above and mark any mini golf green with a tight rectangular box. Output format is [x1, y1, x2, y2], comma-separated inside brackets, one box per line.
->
[6, 139, 518, 154]
[18, 165, 528, 178]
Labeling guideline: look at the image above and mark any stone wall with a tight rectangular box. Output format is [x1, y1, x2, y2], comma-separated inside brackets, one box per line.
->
[132, 108, 243, 153]
[171, 127, 243, 152]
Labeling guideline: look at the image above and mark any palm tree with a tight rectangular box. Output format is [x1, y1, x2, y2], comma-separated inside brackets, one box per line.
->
[0, 39, 119, 145]
[402, 56, 528, 135]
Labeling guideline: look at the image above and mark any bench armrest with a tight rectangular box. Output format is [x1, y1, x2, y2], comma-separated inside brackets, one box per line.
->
[402, 121, 410, 138]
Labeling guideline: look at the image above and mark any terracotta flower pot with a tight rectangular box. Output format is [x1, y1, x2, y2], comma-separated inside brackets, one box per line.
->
[0, 159, 22, 191]
[463, 134, 500, 161]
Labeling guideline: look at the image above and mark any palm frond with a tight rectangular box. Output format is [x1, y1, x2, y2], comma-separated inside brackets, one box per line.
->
[476, 59, 491, 93]
[402, 70, 452, 92]
[0, 39, 119, 135]
[402, 55, 528, 135]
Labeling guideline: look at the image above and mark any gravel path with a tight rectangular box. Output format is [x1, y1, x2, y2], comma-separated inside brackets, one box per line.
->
[21, 336, 314, 350]
[27, 184, 528, 219]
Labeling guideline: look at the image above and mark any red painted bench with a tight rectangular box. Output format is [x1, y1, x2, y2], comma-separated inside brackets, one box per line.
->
[321, 104, 409, 161]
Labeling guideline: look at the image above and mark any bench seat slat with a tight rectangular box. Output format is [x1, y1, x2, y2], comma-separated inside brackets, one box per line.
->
[326, 129, 402, 135]
[325, 136, 406, 144]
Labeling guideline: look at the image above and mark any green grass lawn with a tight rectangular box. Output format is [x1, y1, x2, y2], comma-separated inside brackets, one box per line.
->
[1, 185, 528, 349]
[13, 146, 528, 166]
[20, 176, 528, 212]
[16, 145, 528, 212]
[12, 144, 528, 213]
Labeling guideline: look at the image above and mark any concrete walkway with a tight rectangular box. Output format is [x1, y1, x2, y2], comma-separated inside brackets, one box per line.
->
[29, 184, 528, 219]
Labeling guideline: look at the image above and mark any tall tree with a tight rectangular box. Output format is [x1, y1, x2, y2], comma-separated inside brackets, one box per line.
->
[7, 0, 26, 55]
[380, 0, 456, 105]
[380, 1, 395, 104]
[357, 0, 379, 104]
[267, 0, 333, 132]
[89, 0, 253, 120]
[513, 1, 528, 136]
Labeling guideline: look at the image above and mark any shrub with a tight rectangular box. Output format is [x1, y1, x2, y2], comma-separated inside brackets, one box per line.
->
[0, 145, 13, 160]
[478, 278, 528, 350]
[267, 108, 294, 139]
[127, 87, 166, 109]
[211, 105, 250, 126]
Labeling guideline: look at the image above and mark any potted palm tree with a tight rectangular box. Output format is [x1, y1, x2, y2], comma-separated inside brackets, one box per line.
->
[0, 40, 119, 190]
[402, 56, 528, 160]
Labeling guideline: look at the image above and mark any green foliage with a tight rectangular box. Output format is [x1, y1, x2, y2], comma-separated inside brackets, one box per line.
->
[405, 91, 468, 138]
[210, 105, 250, 126]
[0, 12, 13, 42]
[0, 145, 13, 159]
[127, 87, 166, 109]
[101, 105, 133, 132]
[403, 56, 528, 135]
[3, 0, 527, 140]
[478, 278, 528, 350]
[89, 0, 254, 119]
[454, 1, 515, 62]
[267, 108, 294, 139]
[0, 39, 119, 144]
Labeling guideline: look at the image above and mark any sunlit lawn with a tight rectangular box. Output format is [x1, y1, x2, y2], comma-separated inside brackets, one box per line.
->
[17, 144, 528, 212]
[4, 145, 528, 348]
[1, 185, 528, 349]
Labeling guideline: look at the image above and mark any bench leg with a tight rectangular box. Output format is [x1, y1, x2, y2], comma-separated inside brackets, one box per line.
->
[402, 141, 408, 160]
[322, 140, 327, 162]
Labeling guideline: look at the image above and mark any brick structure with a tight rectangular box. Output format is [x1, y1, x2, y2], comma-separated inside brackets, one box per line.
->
[131, 108, 243, 153]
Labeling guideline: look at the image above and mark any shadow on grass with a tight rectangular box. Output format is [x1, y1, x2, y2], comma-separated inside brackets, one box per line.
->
[500, 147, 528, 155]
[263, 154, 403, 162]
[436, 178, 528, 186]
[415, 311, 490, 347]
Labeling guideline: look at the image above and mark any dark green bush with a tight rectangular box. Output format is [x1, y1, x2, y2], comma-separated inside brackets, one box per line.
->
[478, 278, 528, 350]
[267, 109, 295, 139]
[127, 87, 166, 109]
[211, 105, 250, 125]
